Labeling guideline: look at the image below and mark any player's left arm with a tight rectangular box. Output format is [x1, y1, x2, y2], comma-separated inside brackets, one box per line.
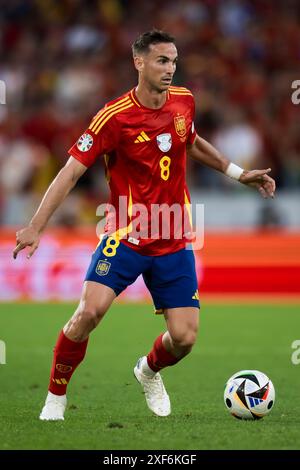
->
[187, 134, 276, 198]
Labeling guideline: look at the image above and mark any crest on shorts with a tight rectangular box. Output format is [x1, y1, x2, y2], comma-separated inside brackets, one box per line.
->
[96, 260, 111, 276]
[77, 133, 93, 152]
[156, 133, 172, 152]
[174, 115, 186, 137]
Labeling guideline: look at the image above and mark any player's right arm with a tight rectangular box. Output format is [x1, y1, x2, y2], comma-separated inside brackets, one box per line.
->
[13, 157, 87, 259]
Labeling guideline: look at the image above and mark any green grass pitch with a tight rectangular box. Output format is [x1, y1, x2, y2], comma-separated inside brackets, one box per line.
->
[0, 301, 300, 450]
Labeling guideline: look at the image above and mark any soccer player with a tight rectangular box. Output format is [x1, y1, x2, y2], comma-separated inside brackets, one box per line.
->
[13, 30, 275, 421]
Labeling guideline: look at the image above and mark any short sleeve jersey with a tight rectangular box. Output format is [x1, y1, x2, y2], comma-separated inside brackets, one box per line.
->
[69, 86, 196, 256]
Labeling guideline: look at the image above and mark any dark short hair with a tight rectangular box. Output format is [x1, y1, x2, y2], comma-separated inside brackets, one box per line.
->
[132, 30, 175, 55]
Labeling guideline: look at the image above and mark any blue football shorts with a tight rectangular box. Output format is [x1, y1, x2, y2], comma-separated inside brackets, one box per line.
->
[85, 236, 200, 313]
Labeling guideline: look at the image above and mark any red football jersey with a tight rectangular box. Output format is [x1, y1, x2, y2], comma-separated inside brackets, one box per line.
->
[68, 86, 196, 256]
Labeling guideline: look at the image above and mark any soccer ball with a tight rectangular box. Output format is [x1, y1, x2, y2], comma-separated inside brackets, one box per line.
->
[224, 370, 275, 420]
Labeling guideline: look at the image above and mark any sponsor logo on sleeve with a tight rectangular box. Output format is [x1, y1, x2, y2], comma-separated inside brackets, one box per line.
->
[77, 133, 93, 152]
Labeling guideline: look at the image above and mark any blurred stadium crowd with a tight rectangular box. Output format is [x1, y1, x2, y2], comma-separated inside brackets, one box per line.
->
[0, 0, 299, 227]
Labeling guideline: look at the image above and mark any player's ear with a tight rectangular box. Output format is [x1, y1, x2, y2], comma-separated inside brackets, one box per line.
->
[133, 55, 144, 72]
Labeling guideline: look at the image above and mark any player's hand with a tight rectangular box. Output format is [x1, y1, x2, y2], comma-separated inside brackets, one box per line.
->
[13, 226, 40, 259]
[239, 168, 276, 199]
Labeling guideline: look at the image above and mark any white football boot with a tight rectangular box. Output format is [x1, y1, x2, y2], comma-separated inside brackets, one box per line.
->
[39, 391, 67, 421]
[134, 357, 171, 417]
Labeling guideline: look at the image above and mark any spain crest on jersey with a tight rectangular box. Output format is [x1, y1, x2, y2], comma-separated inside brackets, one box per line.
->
[174, 115, 186, 137]
[96, 260, 111, 276]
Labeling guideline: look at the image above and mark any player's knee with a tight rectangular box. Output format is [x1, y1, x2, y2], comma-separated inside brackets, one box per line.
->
[65, 301, 109, 341]
[73, 304, 107, 336]
[171, 330, 197, 351]
[81, 306, 106, 328]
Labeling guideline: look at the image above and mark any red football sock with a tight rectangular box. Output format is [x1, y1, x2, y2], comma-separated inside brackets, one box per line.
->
[48, 330, 88, 395]
[147, 333, 179, 372]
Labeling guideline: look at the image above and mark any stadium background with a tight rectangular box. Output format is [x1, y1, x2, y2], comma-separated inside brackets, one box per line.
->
[1, 0, 300, 451]
[1, 0, 299, 301]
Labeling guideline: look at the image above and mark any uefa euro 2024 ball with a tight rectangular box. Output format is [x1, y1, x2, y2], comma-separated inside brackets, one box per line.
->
[224, 370, 275, 420]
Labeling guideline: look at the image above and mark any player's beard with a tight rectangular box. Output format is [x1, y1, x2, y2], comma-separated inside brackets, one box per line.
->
[145, 76, 171, 94]
[155, 81, 171, 93]
[160, 78, 173, 91]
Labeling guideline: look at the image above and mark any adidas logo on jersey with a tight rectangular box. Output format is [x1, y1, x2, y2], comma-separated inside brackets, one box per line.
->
[192, 290, 199, 300]
[134, 131, 150, 143]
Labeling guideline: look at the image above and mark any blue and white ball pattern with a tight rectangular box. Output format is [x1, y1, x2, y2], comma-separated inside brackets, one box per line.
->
[224, 370, 275, 420]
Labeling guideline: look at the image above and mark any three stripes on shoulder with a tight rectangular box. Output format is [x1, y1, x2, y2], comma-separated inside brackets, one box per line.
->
[89, 96, 134, 135]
